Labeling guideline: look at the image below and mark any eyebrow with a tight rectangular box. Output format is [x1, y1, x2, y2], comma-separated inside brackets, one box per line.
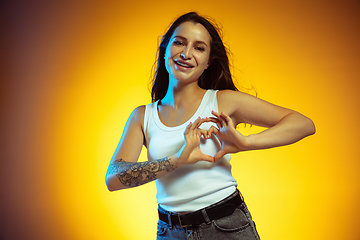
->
[173, 35, 208, 47]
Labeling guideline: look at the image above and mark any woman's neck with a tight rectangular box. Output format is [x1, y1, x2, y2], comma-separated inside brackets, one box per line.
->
[161, 79, 205, 109]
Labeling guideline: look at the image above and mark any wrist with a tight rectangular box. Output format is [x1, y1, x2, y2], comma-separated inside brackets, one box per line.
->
[170, 152, 182, 168]
[232, 127, 252, 151]
[172, 145, 190, 168]
[242, 135, 253, 151]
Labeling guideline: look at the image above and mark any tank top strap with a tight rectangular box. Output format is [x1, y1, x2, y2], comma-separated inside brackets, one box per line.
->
[143, 101, 157, 137]
[204, 89, 219, 113]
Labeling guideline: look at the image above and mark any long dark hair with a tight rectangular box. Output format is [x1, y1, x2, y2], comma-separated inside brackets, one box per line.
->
[151, 12, 238, 102]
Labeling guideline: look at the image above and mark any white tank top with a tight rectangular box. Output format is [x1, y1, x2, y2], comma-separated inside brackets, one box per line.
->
[143, 89, 237, 212]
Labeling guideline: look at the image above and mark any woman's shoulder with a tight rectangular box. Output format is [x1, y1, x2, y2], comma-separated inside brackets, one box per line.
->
[217, 89, 248, 102]
[131, 101, 157, 115]
[216, 90, 255, 115]
[134, 104, 146, 111]
[128, 105, 146, 124]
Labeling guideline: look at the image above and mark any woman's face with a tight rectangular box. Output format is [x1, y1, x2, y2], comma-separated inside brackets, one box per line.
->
[164, 21, 211, 84]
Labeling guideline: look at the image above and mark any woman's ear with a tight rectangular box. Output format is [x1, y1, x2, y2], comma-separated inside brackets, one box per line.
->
[205, 59, 212, 69]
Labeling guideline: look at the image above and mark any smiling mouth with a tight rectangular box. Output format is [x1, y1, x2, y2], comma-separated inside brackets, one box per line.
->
[174, 60, 194, 68]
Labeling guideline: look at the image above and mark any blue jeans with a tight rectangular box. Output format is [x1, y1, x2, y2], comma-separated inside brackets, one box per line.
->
[157, 191, 261, 240]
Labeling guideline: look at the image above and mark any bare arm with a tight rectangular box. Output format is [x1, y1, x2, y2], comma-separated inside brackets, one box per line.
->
[105, 106, 176, 191]
[244, 110, 315, 150]
[210, 90, 315, 159]
[105, 107, 213, 191]
[106, 157, 176, 190]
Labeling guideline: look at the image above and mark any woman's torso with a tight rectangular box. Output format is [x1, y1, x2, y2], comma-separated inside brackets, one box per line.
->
[143, 89, 237, 213]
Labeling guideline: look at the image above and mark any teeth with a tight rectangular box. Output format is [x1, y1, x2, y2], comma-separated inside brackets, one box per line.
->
[175, 60, 192, 68]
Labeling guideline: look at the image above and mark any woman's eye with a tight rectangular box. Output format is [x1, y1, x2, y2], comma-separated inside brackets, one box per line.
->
[173, 41, 183, 46]
[196, 47, 205, 52]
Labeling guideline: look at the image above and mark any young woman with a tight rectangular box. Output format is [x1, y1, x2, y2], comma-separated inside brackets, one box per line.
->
[105, 12, 315, 240]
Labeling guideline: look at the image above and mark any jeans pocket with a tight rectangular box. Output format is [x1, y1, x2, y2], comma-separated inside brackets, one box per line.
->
[212, 208, 251, 232]
[157, 221, 168, 236]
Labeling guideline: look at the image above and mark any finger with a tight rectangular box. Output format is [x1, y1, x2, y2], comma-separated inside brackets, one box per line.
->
[214, 149, 227, 162]
[212, 111, 230, 128]
[198, 129, 209, 138]
[197, 117, 210, 126]
[211, 110, 221, 117]
[190, 117, 203, 130]
[211, 111, 228, 127]
[204, 118, 222, 130]
[193, 118, 213, 134]
[201, 154, 215, 163]
[207, 126, 219, 138]
[187, 118, 200, 137]
[206, 117, 221, 124]
[184, 122, 195, 134]
[184, 121, 192, 135]
[208, 116, 224, 128]
[220, 112, 232, 125]
[217, 112, 228, 126]
[198, 117, 213, 127]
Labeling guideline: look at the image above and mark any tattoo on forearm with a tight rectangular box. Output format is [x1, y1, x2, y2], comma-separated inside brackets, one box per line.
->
[106, 157, 175, 187]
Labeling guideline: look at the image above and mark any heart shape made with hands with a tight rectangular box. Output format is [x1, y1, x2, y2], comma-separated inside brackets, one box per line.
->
[183, 111, 245, 162]
[187, 111, 232, 139]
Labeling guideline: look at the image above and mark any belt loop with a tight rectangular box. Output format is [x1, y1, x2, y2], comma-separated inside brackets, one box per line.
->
[201, 209, 211, 225]
[238, 189, 244, 202]
[168, 213, 173, 228]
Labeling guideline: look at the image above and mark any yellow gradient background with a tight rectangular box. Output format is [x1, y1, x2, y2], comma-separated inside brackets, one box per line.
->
[2, 1, 360, 239]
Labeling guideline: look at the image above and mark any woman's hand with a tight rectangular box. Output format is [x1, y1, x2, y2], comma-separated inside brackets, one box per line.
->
[175, 117, 214, 167]
[208, 111, 249, 161]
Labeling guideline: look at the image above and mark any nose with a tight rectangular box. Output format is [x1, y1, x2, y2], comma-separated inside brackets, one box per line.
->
[181, 46, 192, 59]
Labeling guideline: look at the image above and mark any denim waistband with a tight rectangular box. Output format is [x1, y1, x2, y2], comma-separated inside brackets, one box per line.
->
[158, 188, 243, 215]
